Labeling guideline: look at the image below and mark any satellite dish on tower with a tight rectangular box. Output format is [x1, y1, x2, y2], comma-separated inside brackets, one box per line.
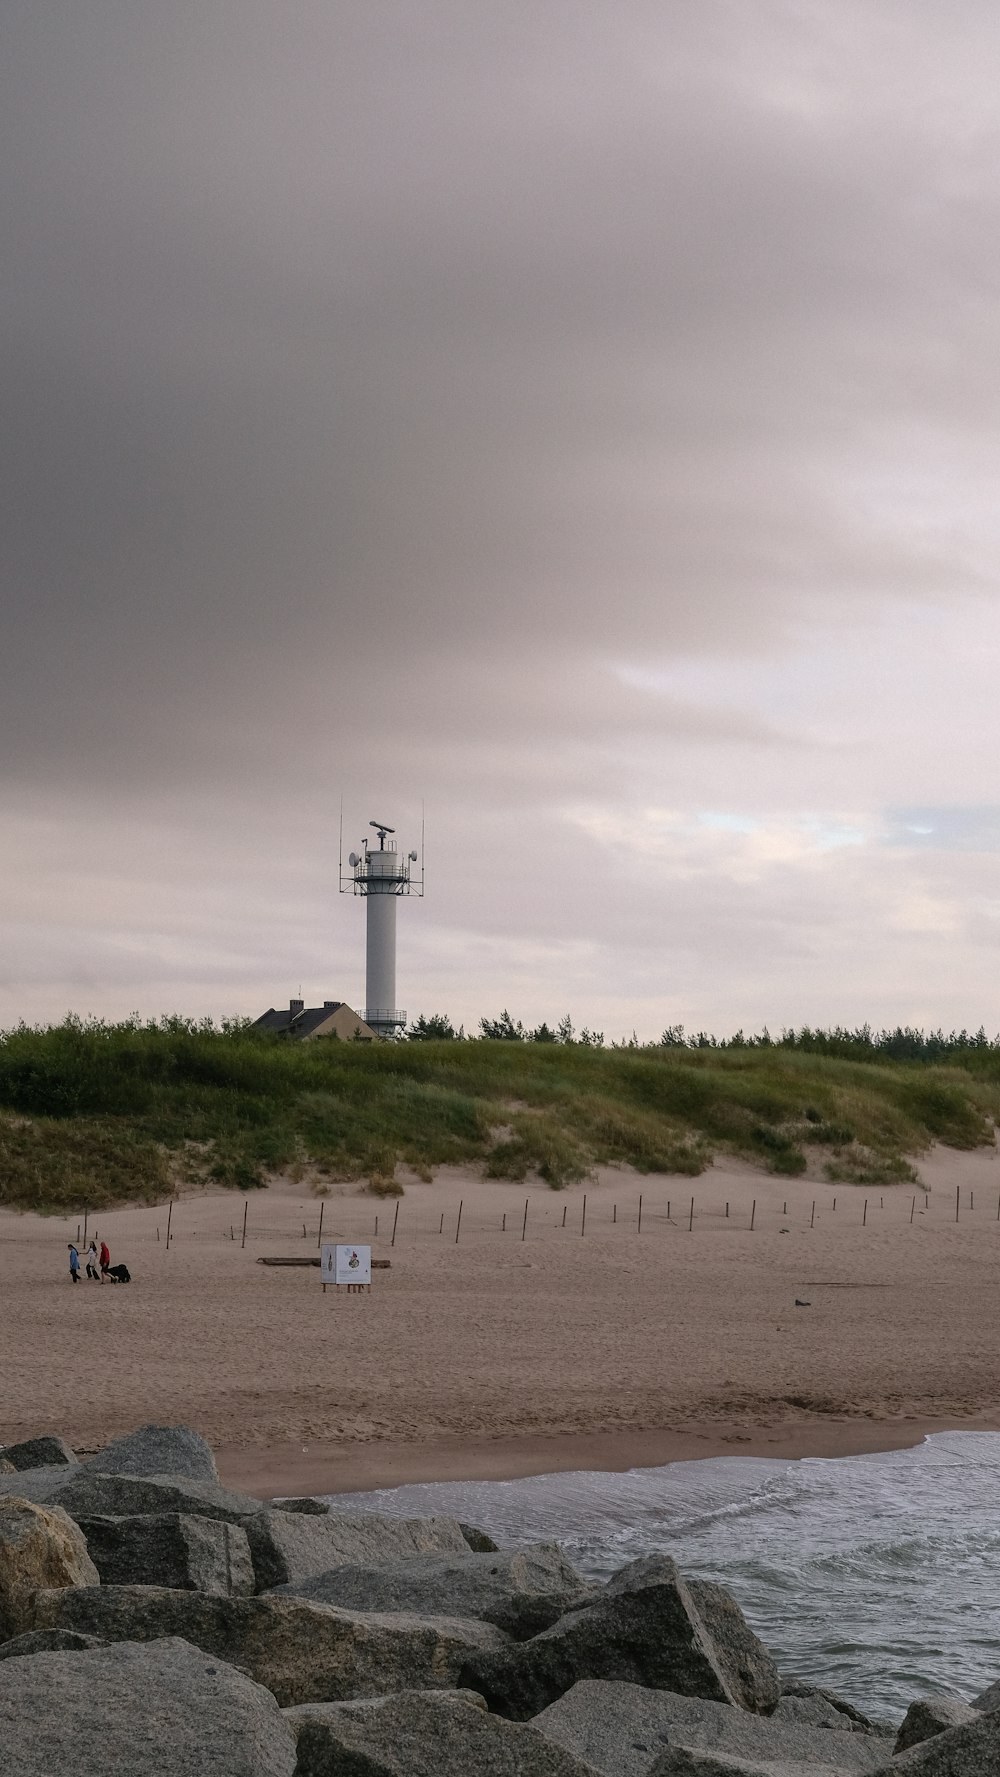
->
[409, 849, 418, 862]
[348, 852, 360, 868]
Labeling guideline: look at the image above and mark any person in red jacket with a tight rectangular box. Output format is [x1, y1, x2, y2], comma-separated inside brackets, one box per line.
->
[99, 1238, 111, 1280]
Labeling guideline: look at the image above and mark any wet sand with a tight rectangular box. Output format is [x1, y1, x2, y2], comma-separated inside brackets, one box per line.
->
[3, 1145, 1000, 1495]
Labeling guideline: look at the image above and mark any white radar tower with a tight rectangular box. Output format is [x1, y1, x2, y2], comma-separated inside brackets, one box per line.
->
[340, 816, 423, 1038]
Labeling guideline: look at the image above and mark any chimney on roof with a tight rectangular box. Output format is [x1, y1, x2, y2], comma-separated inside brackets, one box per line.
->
[323, 1000, 339, 1011]
[289, 998, 304, 1016]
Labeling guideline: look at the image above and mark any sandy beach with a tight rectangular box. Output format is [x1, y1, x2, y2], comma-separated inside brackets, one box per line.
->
[3, 1146, 1000, 1496]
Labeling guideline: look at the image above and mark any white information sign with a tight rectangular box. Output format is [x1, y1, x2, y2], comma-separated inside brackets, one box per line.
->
[321, 1243, 371, 1287]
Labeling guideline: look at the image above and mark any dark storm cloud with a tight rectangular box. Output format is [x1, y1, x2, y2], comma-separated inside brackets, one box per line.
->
[4, 3, 1000, 1028]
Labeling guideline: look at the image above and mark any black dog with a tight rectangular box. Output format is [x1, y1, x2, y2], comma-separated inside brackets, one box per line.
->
[107, 1263, 131, 1284]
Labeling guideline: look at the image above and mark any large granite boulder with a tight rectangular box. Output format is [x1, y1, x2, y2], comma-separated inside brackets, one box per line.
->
[646, 1755, 848, 1775]
[284, 1688, 489, 1727]
[0, 1468, 79, 1506]
[461, 1557, 773, 1721]
[772, 1685, 891, 1737]
[685, 1580, 780, 1713]
[244, 1507, 471, 1591]
[32, 1583, 508, 1707]
[85, 1423, 218, 1483]
[77, 1514, 255, 1595]
[0, 1497, 99, 1640]
[0, 1635, 297, 1776]
[971, 1676, 1000, 1711]
[53, 1470, 263, 1525]
[287, 1688, 602, 1776]
[532, 1680, 887, 1777]
[272, 1543, 595, 1638]
[871, 1708, 1000, 1773]
[460, 1523, 501, 1553]
[894, 1697, 982, 1754]
[0, 1628, 104, 1660]
[1, 1437, 77, 1471]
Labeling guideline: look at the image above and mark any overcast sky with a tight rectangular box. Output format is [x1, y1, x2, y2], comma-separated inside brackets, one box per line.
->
[4, 2, 1000, 1039]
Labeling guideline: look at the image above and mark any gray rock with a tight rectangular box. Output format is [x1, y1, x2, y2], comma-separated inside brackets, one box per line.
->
[284, 1689, 488, 1729]
[244, 1506, 471, 1591]
[53, 1469, 263, 1525]
[647, 1753, 856, 1776]
[77, 1514, 254, 1595]
[772, 1687, 891, 1737]
[874, 1708, 1000, 1773]
[686, 1580, 780, 1713]
[462, 1556, 770, 1721]
[274, 1496, 330, 1514]
[0, 1467, 79, 1505]
[272, 1543, 595, 1638]
[971, 1676, 1000, 1711]
[32, 1583, 508, 1708]
[0, 1635, 297, 1775]
[287, 1687, 602, 1775]
[533, 1681, 887, 1777]
[460, 1523, 500, 1553]
[0, 1628, 104, 1659]
[894, 1696, 983, 1753]
[86, 1423, 219, 1483]
[1, 1437, 77, 1470]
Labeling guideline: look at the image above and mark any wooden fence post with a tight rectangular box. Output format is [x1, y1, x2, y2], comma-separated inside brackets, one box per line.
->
[455, 1201, 462, 1244]
[317, 1201, 324, 1250]
[391, 1201, 400, 1247]
[581, 1194, 587, 1237]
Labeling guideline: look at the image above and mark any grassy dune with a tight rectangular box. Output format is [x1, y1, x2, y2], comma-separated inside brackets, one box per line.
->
[0, 1020, 998, 1212]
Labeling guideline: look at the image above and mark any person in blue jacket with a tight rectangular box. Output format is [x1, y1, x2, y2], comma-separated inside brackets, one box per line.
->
[67, 1243, 80, 1284]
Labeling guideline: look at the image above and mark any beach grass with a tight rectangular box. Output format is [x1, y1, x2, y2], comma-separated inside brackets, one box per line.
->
[0, 1019, 997, 1211]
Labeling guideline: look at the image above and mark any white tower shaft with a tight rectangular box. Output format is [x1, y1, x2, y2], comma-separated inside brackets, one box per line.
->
[365, 854, 401, 1028]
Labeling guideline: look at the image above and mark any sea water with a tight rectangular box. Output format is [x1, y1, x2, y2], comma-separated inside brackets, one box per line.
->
[329, 1431, 1000, 1721]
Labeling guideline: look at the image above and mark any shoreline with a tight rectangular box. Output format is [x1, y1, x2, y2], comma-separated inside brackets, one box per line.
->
[214, 1408, 1000, 1498]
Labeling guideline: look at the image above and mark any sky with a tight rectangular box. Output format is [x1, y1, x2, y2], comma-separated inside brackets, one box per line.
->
[3, 1, 1000, 1040]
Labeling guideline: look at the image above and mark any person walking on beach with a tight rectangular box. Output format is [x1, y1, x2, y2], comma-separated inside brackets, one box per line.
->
[85, 1239, 101, 1282]
[67, 1243, 80, 1284]
[99, 1238, 111, 1280]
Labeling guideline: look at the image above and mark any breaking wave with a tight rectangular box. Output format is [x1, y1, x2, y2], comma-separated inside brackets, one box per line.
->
[329, 1431, 1000, 1718]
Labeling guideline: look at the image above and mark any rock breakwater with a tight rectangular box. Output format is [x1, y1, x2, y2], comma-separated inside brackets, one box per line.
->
[0, 1424, 998, 1774]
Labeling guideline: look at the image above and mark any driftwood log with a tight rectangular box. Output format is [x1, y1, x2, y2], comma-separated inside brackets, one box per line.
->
[255, 1256, 391, 1269]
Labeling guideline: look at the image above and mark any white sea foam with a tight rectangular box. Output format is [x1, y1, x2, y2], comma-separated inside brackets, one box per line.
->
[328, 1431, 1000, 1719]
